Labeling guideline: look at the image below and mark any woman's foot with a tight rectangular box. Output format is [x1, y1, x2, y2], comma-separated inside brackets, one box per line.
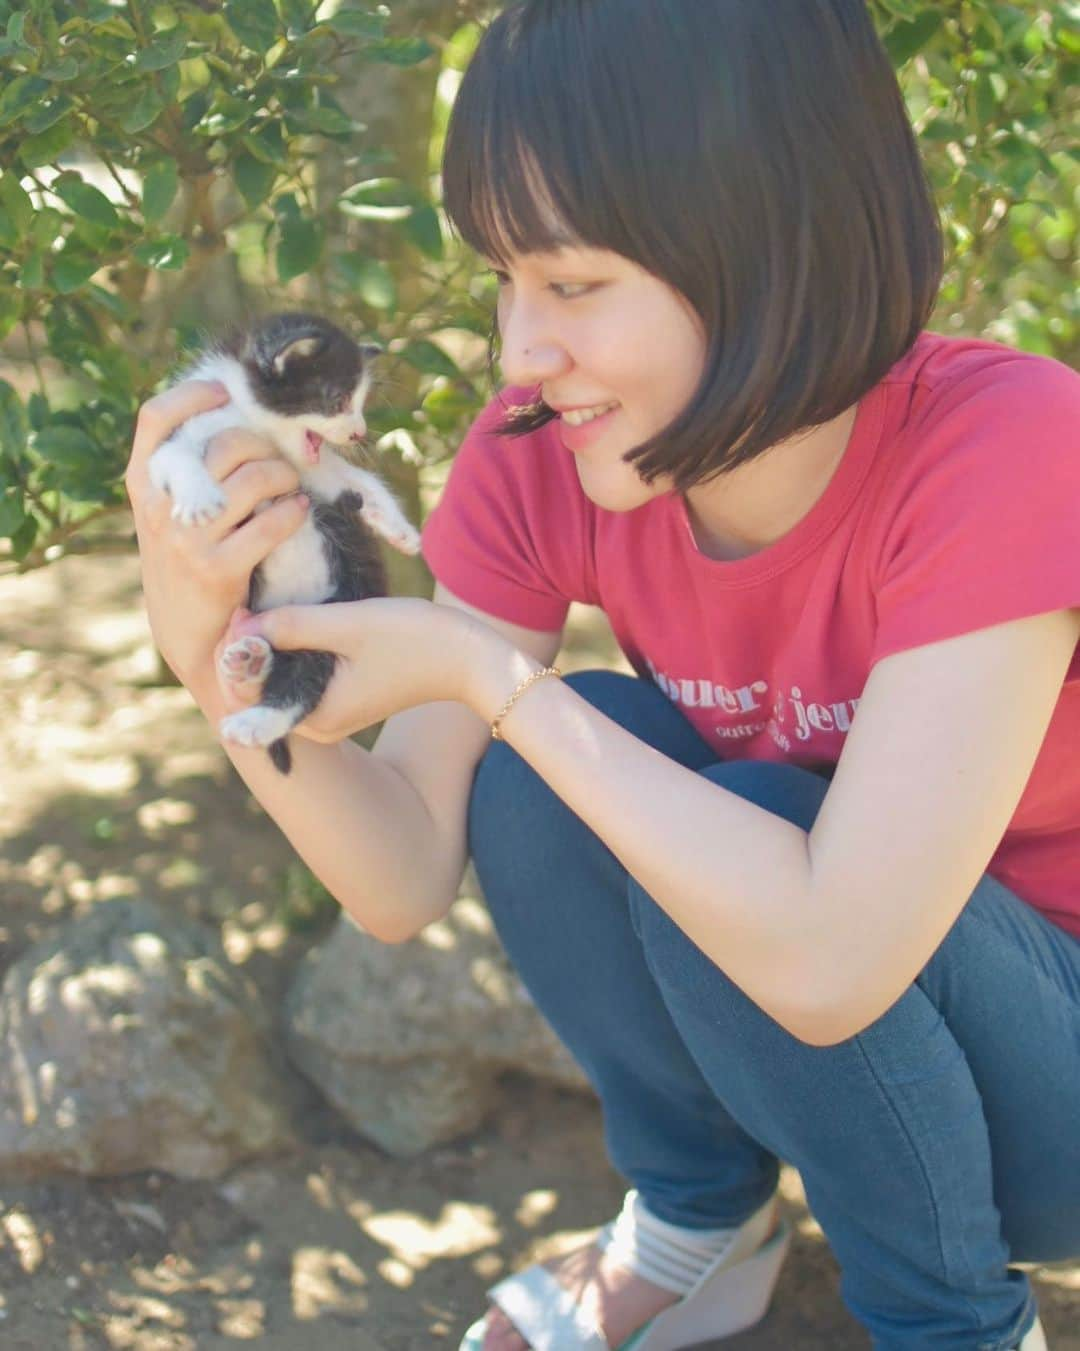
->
[479, 1237, 681, 1350]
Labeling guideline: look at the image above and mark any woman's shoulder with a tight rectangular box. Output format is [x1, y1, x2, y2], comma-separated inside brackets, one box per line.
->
[884, 330, 1079, 428]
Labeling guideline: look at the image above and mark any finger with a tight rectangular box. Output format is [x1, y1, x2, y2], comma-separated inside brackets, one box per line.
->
[206, 457, 304, 537]
[127, 380, 230, 491]
[232, 599, 361, 654]
[217, 491, 312, 576]
[203, 426, 291, 482]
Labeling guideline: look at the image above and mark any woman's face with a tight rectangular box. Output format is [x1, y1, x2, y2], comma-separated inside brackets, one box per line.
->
[489, 246, 707, 511]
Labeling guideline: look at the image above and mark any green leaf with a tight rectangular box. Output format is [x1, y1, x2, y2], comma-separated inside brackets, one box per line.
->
[0, 381, 27, 459]
[121, 85, 165, 134]
[24, 95, 73, 135]
[334, 254, 397, 310]
[278, 0, 313, 37]
[400, 340, 460, 380]
[33, 424, 99, 469]
[52, 173, 120, 229]
[0, 380, 26, 464]
[143, 159, 179, 223]
[0, 172, 33, 237]
[421, 382, 475, 432]
[883, 11, 944, 67]
[27, 392, 48, 433]
[224, 0, 279, 53]
[133, 27, 188, 71]
[0, 75, 49, 127]
[0, 490, 28, 538]
[242, 119, 288, 164]
[276, 213, 322, 282]
[339, 177, 415, 221]
[404, 205, 443, 260]
[233, 152, 276, 208]
[290, 103, 354, 136]
[326, 7, 387, 39]
[133, 236, 190, 270]
[39, 55, 79, 81]
[52, 252, 99, 292]
[196, 92, 255, 136]
[6, 512, 37, 561]
[443, 22, 481, 73]
[30, 206, 62, 248]
[367, 37, 434, 67]
[18, 116, 74, 168]
[19, 251, 44, 289]
[0, 291, 17, 341]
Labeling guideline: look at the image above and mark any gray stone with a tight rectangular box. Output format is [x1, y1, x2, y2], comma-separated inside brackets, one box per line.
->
[284, 887, 590, 1156]
[0, 899, 295, 1179]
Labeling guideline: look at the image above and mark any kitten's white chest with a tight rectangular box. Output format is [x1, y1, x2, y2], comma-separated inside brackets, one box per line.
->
[253, 513, 333, 610]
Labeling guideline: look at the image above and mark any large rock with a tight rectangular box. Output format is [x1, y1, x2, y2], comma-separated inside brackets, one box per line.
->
[0, 900, 295, 1179]
[284, 888, 590, 1156]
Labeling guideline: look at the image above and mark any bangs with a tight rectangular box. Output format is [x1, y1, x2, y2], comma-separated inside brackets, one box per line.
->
[445, 131, 584, 268]
[441, 3, 655, 270]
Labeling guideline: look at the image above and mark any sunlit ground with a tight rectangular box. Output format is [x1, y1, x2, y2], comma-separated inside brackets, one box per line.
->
[0, 551, 1076, 1349]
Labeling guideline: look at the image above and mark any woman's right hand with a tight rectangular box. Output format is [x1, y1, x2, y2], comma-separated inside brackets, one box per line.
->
[125, 379, 311, 710]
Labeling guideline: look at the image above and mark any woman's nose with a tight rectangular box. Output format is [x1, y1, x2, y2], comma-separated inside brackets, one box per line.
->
[498, 300, 570, 386]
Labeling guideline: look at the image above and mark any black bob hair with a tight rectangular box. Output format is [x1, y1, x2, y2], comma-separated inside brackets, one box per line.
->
[441, 0, 944, 492]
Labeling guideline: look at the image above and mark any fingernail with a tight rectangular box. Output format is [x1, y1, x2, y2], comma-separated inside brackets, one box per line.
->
[296, 494, 310, 509]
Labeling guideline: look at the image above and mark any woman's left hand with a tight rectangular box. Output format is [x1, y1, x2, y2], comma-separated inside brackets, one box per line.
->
[218, 597, 497, 742]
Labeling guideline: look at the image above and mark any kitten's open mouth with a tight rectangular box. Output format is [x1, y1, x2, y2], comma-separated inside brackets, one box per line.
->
[304, 430, 323, 464]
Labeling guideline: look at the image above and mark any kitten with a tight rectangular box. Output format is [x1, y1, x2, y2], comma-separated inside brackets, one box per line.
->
[148, 311, 420, 774]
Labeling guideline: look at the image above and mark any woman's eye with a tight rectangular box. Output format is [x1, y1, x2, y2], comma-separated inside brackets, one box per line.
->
[484, 269, 594, 300]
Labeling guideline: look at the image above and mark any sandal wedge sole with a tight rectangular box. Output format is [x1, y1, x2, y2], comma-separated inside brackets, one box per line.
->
[458, 1218, 791, 1351]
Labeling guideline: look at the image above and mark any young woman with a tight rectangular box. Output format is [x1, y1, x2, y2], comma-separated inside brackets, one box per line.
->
[125, 2, 1080, 1347]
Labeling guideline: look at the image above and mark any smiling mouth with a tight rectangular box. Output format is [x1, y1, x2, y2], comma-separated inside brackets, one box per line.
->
[560, 402, 620, 427]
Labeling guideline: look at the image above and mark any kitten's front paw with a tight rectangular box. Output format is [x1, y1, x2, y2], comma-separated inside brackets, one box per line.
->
[218, 636, 273, 687]
[391, 522, 422, 556]
[171, 480, 227, 526]
[219, 704, 301, 748]
[363, 509, 421, 556]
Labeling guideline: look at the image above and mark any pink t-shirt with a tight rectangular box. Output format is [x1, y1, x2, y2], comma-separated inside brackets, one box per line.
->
[422, 332, 1080, 939]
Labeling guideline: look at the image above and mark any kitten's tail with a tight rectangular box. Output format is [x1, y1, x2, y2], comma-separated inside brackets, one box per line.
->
[269, 738, 293, 774]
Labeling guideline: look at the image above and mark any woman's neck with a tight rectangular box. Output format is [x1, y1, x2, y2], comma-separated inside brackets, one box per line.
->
[681, 404, 859, 562]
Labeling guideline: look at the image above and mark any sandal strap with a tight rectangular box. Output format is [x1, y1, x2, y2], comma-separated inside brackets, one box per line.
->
[486, 1261, 611, 1350]
[597, 1190, 775, 1298]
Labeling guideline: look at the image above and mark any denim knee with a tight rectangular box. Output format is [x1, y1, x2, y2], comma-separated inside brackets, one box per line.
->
[625, 759, 831, 1007]
[468, 668, 718, 860]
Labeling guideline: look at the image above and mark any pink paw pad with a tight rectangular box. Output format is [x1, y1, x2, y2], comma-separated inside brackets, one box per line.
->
[219, 635, 273, 685]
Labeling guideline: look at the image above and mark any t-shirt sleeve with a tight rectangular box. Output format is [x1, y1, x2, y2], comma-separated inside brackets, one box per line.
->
[871, 355, 1080, 667]
[421, 393, 597, 631]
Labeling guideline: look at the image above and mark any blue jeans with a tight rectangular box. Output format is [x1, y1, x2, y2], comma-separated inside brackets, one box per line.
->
[466, 671, 1080, 1351]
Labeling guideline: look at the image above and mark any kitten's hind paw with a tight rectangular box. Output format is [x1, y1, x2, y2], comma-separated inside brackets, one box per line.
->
[219, 704, 303, 749]
[218, 636, 273, 687]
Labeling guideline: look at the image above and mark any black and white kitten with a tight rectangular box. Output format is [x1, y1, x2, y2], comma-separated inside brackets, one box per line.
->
[149, 311, 420, 774]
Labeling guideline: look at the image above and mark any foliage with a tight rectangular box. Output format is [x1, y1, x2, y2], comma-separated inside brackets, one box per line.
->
[870, 1, 1078, 355]
[0, 0, 1076, 572]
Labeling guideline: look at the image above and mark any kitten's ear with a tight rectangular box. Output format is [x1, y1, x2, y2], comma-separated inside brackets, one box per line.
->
[272, 335, 325, 376]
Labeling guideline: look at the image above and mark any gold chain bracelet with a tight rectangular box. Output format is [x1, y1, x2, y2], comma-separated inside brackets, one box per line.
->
[491, 665, 563, 741]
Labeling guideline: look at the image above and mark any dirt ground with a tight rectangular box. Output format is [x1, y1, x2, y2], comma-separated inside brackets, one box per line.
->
[0, 549, 1077, 1351]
